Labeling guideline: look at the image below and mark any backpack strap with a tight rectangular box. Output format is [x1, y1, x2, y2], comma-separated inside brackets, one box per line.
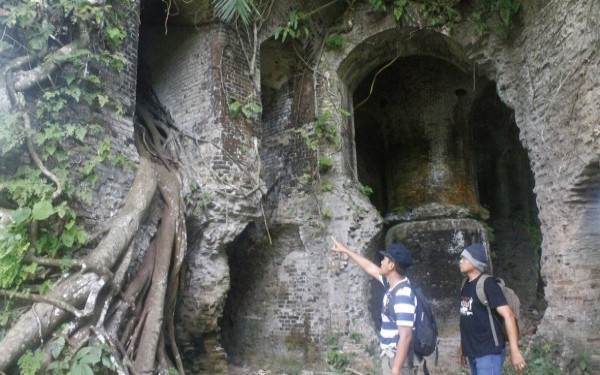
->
[475, 274, 500, 347]
[384, 281, 407, 323]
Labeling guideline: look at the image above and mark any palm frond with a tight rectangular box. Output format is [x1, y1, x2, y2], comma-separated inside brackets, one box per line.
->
[212, 0, 258, 25]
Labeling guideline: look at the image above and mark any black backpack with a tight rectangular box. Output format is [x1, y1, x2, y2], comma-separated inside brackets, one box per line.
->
[386, 281, 439, 375]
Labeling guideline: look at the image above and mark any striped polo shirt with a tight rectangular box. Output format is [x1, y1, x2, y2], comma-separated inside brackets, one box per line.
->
[379, 276, 417, 353]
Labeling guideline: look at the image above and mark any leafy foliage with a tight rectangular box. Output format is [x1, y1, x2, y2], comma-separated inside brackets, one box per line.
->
[358, 184, 373, 197]
[367, 0, 520, 38]
[486, 0, 521, 38]
[314, 110, 340, 146]
[320, 182, 334, 192]
[0, 219, 33, 289]
[17, 349, 44, 375]
[16, 337, 117, 375]
[326, 334, 353, 371]
[324, 33, 345, 49]
[275, 10, 309, 43]
[229, 97, 262, 119]
[212, 0, 258, 25]
[0, 0, 133, 296]
[318, 156, 333, 172]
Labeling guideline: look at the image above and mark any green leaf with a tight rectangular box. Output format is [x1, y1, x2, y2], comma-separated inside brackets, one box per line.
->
[11, 207, 32, 225]
[98, 137, 111, 159]
[230, 100, 242, 117]
[212, 0, 257, 25]
[83, 92, 96, 105]
[96, 93, 109, 108]
[85, 74, 101, 85]
[105, 26, 126, 45]
[69, 363, 85, 375]
[64, 73, 77, 85]
[60, 230, 75, 248]
[320, 183, 333, 192]
[245, 102, 261, 113]
[102, 355, 114, 369]
[18, 350, 44, 375]
[55, 202, 67, 218]
[74, 346, 91, 361]
[39, 279, 52, 295]
[78, 350, 101, 365]
[51, 337, 66, 359]
[325, 33, 345, 49]
[32, 200, 54, 220]
[76, 229, 88, 245]
[64, 86, 82, 102]
[339, 108, 351, 116]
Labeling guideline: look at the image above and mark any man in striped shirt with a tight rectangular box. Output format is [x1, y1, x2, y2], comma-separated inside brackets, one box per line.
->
[331, 237, 417, 375]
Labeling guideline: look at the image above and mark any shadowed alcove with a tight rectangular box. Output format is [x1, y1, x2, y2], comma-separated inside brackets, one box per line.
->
[352, 53, 543, 334]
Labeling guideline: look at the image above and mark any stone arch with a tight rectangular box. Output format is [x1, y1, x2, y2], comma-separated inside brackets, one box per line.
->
[338, 29, 471, 94]
[323, 24, 473, 183]
[325, 19, 542, 343]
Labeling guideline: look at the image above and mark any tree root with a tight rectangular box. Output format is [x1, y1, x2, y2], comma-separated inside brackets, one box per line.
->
[0, 156, 157, 372]
[0, 289, 82, 317]
[133, 165, 180, 373]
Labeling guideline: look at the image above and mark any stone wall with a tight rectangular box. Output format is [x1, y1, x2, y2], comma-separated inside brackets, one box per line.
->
[236, 0, 599, 370]
[140, 22, 264, 372]
[484, 0, 600, 362]
[130, 0, 599, 372]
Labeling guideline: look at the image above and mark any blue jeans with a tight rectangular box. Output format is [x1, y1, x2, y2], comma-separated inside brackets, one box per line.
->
[468, 350, 505, 375]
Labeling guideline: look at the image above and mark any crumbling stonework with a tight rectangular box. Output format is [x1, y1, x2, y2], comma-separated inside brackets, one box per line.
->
[240, 0, 598, 370]
[38, 0, 596, 372]
[138, 21, 265, 372]
[481, 0, 600, 361]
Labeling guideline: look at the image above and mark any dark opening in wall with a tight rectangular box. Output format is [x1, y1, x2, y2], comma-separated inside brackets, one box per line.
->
[220, 224, 315, 371]
[353, 55, 477, 217]
[221, 224, 257, 366]
[470, 82, 544, 312]
[352, 55, 544, 333]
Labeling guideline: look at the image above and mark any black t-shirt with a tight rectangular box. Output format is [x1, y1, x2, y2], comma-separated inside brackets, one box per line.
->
[459, 274, 508, 358]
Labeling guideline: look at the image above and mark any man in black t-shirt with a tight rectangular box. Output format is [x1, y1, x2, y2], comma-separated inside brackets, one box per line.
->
[458, 244, 527, 374]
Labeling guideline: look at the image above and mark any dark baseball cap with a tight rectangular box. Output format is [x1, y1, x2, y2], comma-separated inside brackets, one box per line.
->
[379, 243, 413, 267]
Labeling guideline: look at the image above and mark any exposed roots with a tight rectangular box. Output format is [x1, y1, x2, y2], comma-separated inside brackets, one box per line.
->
[0, 155, 159, 372]
[1, 22, 191, 371]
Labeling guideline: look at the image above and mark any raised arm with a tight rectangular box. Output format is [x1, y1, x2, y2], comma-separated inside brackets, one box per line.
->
[496, 305, 527, 372]
[331, 236, 380, 280]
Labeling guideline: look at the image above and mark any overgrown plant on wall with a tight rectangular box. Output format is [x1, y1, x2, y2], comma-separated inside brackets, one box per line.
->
[0, 1, 192, 374]
[212, 0, 275, 115]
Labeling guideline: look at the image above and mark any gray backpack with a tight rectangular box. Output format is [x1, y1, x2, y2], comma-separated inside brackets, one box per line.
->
[475, 274, 521, 347]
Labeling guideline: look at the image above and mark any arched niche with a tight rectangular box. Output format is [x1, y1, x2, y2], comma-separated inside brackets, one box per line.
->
[333, 26, 542, 335]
